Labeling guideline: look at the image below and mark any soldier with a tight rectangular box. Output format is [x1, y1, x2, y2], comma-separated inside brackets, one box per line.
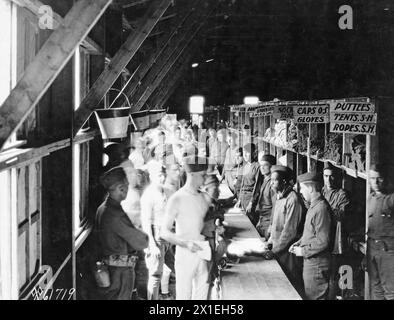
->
[366, 164, 394, 300]
[161, 156, 211, 300]
[289, 172, 331, 300]
[267, 165, 304, 293]
[140, 165, 169, 300]
[250, 154, 277, 238]
[321, 162, 351, 299]
[96, 167, 149, 300]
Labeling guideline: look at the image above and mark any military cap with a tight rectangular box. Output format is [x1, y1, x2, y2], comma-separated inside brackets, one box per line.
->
[100, 167, 127, 190]
[260, 154, 276, 165]
[183, 156, 208, 173]
[271, 165, 292, 179]
[323, 161, 335, 171]
[104, 143, 130, 157]
[297, 172, 321, 184]
[370, 163, 386, 174]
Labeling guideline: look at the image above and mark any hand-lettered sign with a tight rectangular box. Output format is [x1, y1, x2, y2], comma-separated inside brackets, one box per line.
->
[294, 105, 329, 123]
[329, 101, 377, 135]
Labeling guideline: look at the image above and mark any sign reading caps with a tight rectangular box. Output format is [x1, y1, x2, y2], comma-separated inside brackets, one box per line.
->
[273, 105, 294, 120]
[329, 101, 377, 135]
[294, 105, 329, 123]
[250, 106, 274, 117]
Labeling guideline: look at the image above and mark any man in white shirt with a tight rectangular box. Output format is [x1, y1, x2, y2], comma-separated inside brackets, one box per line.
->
[140, 165, 169, 300]
[161, 156, 211, 300]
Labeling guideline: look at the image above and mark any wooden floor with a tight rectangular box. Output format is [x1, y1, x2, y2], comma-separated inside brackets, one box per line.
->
[221, 212, 302, 300]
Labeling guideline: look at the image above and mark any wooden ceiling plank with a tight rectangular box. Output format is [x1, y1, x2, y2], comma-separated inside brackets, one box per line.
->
[0, 0, 112, 151]
[73, 0, 173, 135]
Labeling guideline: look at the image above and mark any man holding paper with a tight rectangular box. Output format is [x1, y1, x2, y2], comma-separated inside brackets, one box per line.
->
[161, 156, 211, 300]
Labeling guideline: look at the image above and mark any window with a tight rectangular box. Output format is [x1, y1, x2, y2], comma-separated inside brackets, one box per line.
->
[73, 47, 91, 238]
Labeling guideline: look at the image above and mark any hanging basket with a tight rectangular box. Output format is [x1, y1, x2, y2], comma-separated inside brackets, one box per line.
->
[94, 107, 131, 139]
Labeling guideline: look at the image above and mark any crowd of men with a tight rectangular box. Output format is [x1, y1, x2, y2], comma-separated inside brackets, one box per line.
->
[93, 120, 394, 301]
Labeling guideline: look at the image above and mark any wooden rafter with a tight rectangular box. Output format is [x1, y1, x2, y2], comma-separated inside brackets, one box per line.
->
[127, 1, 209, 106]
[122, 0, 151, 9]
[149, 54, 191, 110]
[133, 29, 201, 112]
[72, 0, 173, 135]
[131, 3, 216, 111]
[111, 0, 200, 109]
[0, 0, 112, 151]
[10, 0, 103, 55]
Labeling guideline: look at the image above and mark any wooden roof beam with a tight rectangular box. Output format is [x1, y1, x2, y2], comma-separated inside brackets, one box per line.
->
[73, 0, 173, 135]
[132, 26, 203, 111]
[127, 0, 210, 105]
[131, 2, 218, 111]
[10, 0, 104, 55]
[110, 0, 201, 109]
[122, 0, 151, 9]
[149, 57, 190, 110]
[0, 0, 112, 151]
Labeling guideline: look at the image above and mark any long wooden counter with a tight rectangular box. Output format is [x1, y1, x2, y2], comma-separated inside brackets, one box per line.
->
[221, 212, 302, 300]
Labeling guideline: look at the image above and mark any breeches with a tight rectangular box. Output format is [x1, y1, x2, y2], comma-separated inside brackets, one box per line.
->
[303, 255, 330, 300]
[175, 246, 209, 300]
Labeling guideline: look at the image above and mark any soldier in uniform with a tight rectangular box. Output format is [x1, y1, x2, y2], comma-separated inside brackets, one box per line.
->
[96, 167, 149, 300]
[366, 164, 394, 300]
[290, 172, 332, 300]
[250, 154, 277, 238]
[321, 162, 351, 299]
[267, 165, 304, 294]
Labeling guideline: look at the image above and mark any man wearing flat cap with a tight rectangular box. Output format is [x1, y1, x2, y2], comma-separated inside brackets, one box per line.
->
[96, 167, 149, 300]
[250, 153, 277, 237]
[366, 164, 394, 300]
[161, 156, 211, 299]
[321, 162, 351, 299]
[289, 172, 332, 300]
[267, 165, 305, 294]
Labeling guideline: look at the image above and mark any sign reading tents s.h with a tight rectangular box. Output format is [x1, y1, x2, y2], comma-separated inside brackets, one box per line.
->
[294, 105, 329, 124]
[329, 101, 377, 135]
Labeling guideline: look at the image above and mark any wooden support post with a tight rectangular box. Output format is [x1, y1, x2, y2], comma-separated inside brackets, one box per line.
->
[73, 0, 173, 136]
[111, 0, 201, 109]
[0, 0, 112, 151]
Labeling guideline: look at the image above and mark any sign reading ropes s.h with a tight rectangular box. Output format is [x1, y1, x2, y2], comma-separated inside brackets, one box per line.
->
[329, 101, 377, 135]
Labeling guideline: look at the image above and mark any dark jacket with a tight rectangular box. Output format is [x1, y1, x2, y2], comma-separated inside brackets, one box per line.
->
[96, 197, 149, 257]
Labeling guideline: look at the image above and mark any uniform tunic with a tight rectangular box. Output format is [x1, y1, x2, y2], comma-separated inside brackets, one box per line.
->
[239, 162, 261, 222]
[251, 173, 276, 236]
[223, 145, 239, 193]
[322, 187, 351, 254]
[270, 186, 304, 294]
[367, 191, 394, 300]
[322, 186, 351, 300]
[299, 196, 332, 300]
[210, 140, 229, 175]
[96, 197, 149, 300]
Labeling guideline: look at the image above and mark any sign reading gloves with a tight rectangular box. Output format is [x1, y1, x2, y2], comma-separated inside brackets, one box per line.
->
[294, 105, 329, 123]
[329, 101, 377, 135]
